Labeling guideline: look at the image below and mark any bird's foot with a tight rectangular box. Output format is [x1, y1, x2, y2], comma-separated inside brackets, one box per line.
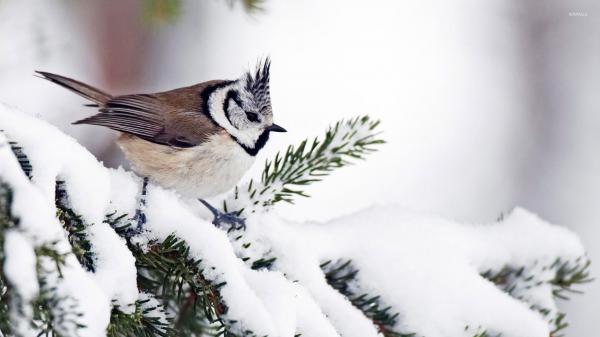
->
[216, 212, 246, 232]
[199, 199, 246, 232]
[127, 177, 149, 238]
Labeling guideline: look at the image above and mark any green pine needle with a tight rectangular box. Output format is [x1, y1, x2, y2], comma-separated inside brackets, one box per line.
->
[225, 115, 384, 214]
[321, 259, 414, 337]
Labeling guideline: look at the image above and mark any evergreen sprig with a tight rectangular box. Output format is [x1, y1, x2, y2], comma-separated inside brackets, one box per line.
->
[224, 115, 384, 214]
[0, 143, 87, 337]
[107, 209, 245, 336]
[320, 259, 414, 337]
[481, 257, 592, 301]
[227, 233, 276, 271]
[481, 256, 591, 335]
[105, 207, 242, 337]
[55, 182, 95, 272]
[8, 142, 32, 179]
[550, 257, 593, 300]
[108, 299, 174, 337]
[133, 234, 236, 336]
[0, 183, 16, 335]
[32, 281, 85, 337]
[224, 116, 383, 276]
[0, 183, 17, 232]
[0, 181, 84, 337]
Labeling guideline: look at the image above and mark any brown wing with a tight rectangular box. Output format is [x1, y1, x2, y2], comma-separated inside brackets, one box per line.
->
[73, 80, 228, 148]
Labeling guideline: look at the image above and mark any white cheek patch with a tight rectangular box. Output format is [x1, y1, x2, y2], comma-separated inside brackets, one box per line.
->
[207, 84, 261, 148]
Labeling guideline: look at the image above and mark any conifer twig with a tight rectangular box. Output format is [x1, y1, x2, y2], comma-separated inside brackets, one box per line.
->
[224, 115, 384, 214]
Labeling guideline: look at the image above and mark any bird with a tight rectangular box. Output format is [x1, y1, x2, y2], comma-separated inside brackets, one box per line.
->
[36, 58, 285, 228]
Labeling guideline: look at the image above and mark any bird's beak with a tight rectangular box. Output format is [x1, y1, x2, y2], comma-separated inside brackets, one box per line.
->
[267, 123, 287, 133]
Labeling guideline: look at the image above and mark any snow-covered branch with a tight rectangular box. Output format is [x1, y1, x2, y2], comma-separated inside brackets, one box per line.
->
[0, 104, 591, 337]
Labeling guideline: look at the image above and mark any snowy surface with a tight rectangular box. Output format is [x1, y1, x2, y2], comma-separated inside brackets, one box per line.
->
[0, 106, 590, 337]
[4, 230, 38, 302]
[3, 230, 38, 336]
[0, 131, 111, 337]
[238, 207, 585, 337]
[0, 103, 138, 312]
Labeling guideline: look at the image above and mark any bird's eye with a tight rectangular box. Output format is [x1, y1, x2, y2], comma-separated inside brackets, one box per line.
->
[245, 111, 259, 122]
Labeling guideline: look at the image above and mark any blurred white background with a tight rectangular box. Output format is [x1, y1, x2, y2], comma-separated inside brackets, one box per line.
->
[0, 0, 597, 335]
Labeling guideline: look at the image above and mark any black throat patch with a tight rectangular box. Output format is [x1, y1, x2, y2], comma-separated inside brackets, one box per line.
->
[233, 129, 270, 156]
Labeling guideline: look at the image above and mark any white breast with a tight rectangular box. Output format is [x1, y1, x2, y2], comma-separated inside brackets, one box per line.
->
[117, 133, 255, 199]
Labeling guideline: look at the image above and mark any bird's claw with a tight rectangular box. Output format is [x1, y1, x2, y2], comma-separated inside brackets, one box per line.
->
[199, 199, 246, 232]
[214, 212, 246, 232]
[122, 177, 149, 238]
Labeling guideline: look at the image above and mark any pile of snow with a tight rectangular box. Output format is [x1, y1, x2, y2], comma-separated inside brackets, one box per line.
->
[0, 104, 589, 337]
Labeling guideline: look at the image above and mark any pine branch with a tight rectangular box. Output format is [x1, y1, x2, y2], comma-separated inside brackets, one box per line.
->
[0, 147, 85, 337]
[32, 282, 85, 337]
[134, 234, 238, 336]
[224, 115, 384, 214]
[551, 312, 569, 337]
[227, 233, 277, 271]
[135, 235, 226, 333]
[480, 256, 591, 335]
[321, 259, 414, 337]
[0, 183, 17, 231]
[0, 183, 16, 336]
[224, 116, 384, 273]
[0, 184, 84, 337]
[8, 142, 31, 179]
[108, 298, 174, 337]
[55, 182, 95, 272]
[550, 257, 593, 300]
[107, 209, 241, 337]
[481, 258, 592, 301]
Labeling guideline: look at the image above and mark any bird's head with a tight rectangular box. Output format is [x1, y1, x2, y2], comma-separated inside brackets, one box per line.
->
[206, 58, 286, 155]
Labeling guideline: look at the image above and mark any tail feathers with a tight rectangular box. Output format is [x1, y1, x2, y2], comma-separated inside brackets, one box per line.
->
[35, 71, 112, 106]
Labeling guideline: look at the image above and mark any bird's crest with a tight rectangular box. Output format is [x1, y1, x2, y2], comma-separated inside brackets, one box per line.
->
[245, 57, 271, 113]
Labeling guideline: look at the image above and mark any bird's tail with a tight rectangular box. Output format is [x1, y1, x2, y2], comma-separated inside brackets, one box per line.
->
[35, 71, 112, 107]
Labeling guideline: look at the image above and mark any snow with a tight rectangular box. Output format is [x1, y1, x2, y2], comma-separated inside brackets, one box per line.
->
[3, 230, 39, 301]
[237, 206, 586, 337]
[107, 167, 141, 217]
[138, 292, 170, 330]
[40, 255, 112, 337]
[0, 131, 111, 337]
[140, 185, 280, 336]
[0, 106, 590, 337]
[3, 230, 38, 337]
[0, 103, 138, 311]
